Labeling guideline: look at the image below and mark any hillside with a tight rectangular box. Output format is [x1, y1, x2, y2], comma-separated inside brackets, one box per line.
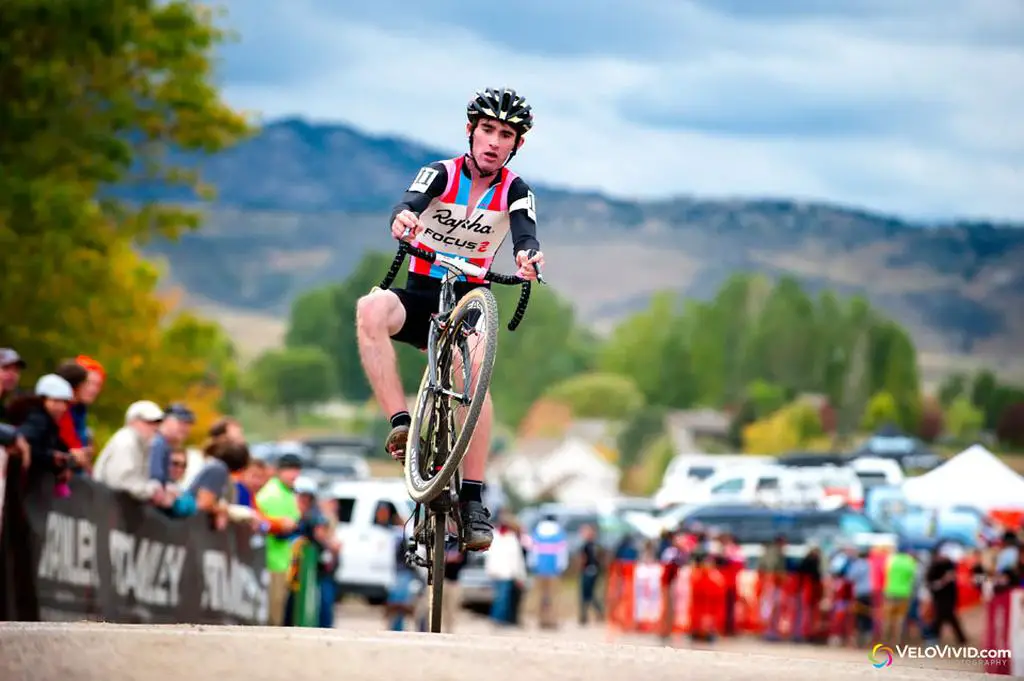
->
[141, 118, 1024, 378]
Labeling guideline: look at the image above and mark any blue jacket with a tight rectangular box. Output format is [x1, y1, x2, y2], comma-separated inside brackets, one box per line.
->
[529, 520, 569, 577]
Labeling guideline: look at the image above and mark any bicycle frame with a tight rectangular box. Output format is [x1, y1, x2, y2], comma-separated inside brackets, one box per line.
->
[425, 253, 484, 409]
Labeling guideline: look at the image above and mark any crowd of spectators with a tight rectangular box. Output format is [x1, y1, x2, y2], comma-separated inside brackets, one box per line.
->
[598, 521, 1024, 650]
[0, 346, 340, 627]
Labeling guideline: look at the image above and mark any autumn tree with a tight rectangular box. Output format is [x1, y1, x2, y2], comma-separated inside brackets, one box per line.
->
[996, 403, 1024, 449]
[0, 0, 251, 436]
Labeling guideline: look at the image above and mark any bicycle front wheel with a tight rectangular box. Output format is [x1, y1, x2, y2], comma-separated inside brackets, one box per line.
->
[405, 287, 499, 503]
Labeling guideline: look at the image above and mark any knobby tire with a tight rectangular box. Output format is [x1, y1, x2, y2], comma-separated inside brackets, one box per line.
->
[428, 510, 446, 633]
[404, 287, 499, 503]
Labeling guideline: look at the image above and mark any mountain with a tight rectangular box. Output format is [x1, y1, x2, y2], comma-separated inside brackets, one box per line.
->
[141, 118, 1024, 379]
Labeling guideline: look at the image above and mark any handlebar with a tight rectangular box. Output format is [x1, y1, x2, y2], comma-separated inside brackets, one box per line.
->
[379, 238, 542, 332]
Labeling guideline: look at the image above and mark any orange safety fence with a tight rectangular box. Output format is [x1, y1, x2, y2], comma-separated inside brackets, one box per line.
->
[605, 558, 983, 640]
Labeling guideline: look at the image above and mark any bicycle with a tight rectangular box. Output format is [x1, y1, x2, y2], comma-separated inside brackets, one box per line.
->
[377, 235, 544, 633]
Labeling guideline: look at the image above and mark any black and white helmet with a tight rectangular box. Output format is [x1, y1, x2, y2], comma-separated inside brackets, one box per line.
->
[466, 87, 534, 135]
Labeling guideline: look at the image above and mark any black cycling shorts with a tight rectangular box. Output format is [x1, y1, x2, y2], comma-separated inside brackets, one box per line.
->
[390, 273, 485, 350]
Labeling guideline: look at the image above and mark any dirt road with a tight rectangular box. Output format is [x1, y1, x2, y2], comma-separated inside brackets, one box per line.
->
[1, 615, 996, 681]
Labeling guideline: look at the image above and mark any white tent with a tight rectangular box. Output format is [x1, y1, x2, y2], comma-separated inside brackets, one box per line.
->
[902, 444, 1024, 511]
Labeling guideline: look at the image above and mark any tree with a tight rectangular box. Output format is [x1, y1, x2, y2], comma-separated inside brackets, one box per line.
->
[599, 292, 700, 409]
[917, 395, 944, 443]
[861, 391, 900, 431]
[616, 406, 668, 470]
[249, 346, 336, 425]
[542, 372, 645, 420]
[996, 403, 1024, 448]
[742, 408, 802, 455]
[946, 396, 984, 442]
[745, 380, 788, 420]
[938, 373, 968, 408]
[489, 282, 596, 427]
[159, 308, 241, 412]
[0, 0, 250, 437]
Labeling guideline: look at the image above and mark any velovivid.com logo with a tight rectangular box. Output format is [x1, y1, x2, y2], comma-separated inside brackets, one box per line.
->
[870, 644, 894, 668]
[869, 642, 1012, 668]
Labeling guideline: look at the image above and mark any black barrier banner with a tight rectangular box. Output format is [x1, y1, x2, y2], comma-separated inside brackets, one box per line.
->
[22, 475, 268, 625]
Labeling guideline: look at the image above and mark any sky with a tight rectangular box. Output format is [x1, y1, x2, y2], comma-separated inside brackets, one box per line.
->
[212, 0, 1024, 222]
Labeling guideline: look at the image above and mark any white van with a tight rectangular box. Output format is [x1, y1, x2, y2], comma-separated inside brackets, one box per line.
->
[849, 456, 905, 489]
[326, 478, 417, 605]
[653, 454, 776, 508]
[688, 464, 823, 508]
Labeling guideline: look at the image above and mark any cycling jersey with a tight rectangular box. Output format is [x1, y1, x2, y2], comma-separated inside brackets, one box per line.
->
[389, 155, 540, 285]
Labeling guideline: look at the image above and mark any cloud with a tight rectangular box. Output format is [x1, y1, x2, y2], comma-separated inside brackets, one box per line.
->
[212, 0, 1024, 221]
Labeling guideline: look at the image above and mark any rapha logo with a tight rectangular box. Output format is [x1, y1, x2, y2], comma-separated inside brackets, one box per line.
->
[430, 209, 494, 235]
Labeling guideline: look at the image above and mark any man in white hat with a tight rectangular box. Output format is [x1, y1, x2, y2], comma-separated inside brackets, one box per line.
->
[93, 400, 173, 506]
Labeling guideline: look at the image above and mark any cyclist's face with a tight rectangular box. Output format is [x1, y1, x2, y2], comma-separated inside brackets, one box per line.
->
[468, 118, 523, 173]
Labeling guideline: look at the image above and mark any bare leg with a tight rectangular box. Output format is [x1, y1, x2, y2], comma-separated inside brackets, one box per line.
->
[462, 389, 492, 481]
[452, 329, 494, 550]
[356, 290, 409, 418]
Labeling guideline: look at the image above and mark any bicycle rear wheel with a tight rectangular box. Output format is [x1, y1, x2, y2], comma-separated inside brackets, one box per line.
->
[405, 287, 499, 503]
[427, 510, 446, 633]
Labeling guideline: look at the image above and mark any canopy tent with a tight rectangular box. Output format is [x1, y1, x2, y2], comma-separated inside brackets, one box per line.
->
[902, 444, 1024, 511]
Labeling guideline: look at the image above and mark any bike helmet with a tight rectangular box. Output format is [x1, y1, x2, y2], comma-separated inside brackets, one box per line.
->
[466, 87, 534, 135]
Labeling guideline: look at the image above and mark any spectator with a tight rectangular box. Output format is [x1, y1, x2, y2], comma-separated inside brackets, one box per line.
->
[286, 477, 341, 628]
[187, 440, 251, 529]
[882, 543, 918, 645]
[441, 540, 467, 633]
[255, 453, 302, 626]
[52, 361, 95, 474]
[0, 423, 30, 475]
[926, 546, 967, 645]
[485, 516, 528, 627]
[209, 416, 244, 444]
[577, 523, 604, 626]
[92, 401, 171, 507]
[0, 349, 27, 420]
[7, 374, 76, 495]
[148, 403, 195, 491]
[164, 447, 197, 517]
[845, 546, 874, 648]
[528, 513, 569, 630]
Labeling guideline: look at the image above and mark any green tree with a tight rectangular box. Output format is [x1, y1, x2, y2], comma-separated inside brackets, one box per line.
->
[598, 292, 699, 409]
[861, 391, 900, 431]
[489, 282, 596, 427]
[287, 252, 425, 402]
[746, 380, 789, 419]
[616, 407, 668, 470]
[160, 309, 241, 412]
[250, 346, 337, 424]
[938, 373, 968, 408]
[743, 276, 817, 392]
[542, 372, 645, 420]
[945, 396, 984, 442]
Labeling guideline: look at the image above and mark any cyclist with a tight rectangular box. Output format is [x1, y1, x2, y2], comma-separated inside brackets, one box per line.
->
[355, 87, 545, 552]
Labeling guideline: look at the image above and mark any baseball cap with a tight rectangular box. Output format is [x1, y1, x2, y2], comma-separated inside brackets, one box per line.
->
[164, 402, 196, 423]
[0, 348, 26, 369]
[35, 374, 74, 400]
[125, 400, 165, 424]
[293, 476, 319, 496]
[277, 453, 304, 469]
